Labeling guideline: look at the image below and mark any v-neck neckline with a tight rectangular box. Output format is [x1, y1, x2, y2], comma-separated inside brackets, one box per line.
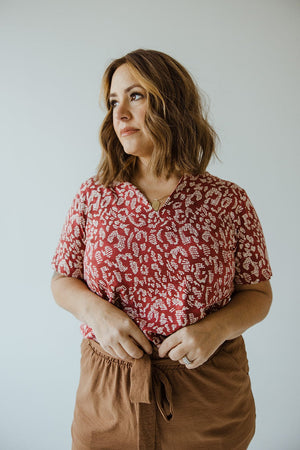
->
[120, 173, 187, 213]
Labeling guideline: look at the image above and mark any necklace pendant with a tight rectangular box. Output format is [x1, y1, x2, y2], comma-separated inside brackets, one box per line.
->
[151, 199, 160, 211]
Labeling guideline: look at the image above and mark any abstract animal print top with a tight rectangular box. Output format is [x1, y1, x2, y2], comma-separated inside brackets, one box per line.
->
[52, 172, 272, 345]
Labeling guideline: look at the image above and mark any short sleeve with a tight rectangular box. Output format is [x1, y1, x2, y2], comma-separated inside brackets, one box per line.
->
[233, 187, 272, 285]
[51, 181, 89, 279]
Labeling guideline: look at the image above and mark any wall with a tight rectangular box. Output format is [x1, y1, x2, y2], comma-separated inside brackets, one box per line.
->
[1, 1, 299, 448]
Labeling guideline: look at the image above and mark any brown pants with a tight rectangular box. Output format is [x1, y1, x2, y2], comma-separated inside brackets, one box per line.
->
[71, 336, 255, 450]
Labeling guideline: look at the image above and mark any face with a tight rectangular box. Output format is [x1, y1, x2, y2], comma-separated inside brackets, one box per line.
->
[109, 64, 154, 162]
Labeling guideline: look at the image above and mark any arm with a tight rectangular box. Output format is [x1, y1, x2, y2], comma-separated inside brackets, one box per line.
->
[51, 271, 106, 324]
[207, 279, 272, 341]
[158, 280, 272, 368]
[51, 272, 153, 360]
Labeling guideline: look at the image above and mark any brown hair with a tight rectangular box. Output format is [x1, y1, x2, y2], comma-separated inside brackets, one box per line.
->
[97, 49, 220, 186]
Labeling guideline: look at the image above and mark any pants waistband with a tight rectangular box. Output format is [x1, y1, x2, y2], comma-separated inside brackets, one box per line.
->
[87, 338, 176, 417]
[85, 337, 243, 450]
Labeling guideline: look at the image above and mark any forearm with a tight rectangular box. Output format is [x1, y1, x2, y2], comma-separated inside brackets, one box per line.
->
[51, 272, 153, 358]
[205, 283, 273, 342]
[51, 272, 108, 326]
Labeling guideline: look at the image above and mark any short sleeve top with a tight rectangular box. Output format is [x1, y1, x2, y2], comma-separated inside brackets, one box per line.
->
[51, 172, 272, 345]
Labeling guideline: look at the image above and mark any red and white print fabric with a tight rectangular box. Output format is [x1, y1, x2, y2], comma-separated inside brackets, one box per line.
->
[52, 172, 272, 345]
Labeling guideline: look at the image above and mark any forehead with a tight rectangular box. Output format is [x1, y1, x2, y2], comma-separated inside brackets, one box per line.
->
[110, 64, 140, 93]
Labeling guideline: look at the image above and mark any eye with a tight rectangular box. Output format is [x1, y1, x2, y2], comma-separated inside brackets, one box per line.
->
[109, 99, 118, 109]
[130, 92, 144, 101]
[109, 92, 144, 110]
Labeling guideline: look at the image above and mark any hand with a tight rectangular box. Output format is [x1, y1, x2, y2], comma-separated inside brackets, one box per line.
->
[89, 300, 153, 362]
[158, 316, 226, 369]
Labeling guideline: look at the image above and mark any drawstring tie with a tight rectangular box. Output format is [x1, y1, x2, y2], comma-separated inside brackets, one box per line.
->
[129, 352, 174, 449]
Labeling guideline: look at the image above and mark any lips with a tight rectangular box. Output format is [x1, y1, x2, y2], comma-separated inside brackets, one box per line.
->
[120, 127, 139, 137]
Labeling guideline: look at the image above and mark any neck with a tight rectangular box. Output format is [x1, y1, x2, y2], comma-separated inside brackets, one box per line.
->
[131, 160, 183, 212]
[134, 158, 181, 185]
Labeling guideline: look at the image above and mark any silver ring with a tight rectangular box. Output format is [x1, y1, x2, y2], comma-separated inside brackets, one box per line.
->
[182, 356, 193, 365]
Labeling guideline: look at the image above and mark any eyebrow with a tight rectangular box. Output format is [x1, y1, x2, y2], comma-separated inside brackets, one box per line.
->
[109, 84, 144, 99]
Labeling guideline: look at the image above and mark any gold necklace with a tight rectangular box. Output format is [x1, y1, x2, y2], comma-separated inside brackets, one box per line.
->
[151, 194, 170, 211]
[131, 176, 181, 211]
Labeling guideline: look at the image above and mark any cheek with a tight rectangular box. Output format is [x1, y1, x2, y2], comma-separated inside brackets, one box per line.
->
[140, 108, 147, 123]
[112, 115, 118, 135]
[136, 103, 147, 121]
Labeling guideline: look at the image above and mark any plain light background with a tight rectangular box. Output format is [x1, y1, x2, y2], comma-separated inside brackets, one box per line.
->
[1, 0, 299, 449]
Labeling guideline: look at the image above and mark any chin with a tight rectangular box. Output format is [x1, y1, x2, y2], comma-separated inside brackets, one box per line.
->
[122, 147, 139, 156]
[122, 144, 154, 158]
[122, 146, 149, 158]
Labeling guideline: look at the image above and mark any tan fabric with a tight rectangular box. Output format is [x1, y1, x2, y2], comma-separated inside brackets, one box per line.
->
[71, 336, 255, 450]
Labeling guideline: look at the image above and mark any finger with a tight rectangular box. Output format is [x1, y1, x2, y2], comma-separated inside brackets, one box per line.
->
[167, 343, 188, 362]
[123, 338, 145, 359]
[105, 345, 119, 359]
[114, 343, 135, 362]
[184, 359, 200, 370]
[181, 354, 209, 369]
[178, 354, 197, 368]
[130, 330, 153, 355]
[158, 333, 182, 358]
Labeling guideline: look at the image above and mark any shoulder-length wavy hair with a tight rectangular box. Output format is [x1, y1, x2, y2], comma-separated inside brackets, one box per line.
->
[96, 49, 219, 186]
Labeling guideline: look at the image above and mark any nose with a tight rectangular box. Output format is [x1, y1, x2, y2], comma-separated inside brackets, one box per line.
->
[114, 99, 131, 121]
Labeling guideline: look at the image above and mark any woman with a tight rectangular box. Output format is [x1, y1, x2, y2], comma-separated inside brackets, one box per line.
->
[51, 49, 273, 450]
